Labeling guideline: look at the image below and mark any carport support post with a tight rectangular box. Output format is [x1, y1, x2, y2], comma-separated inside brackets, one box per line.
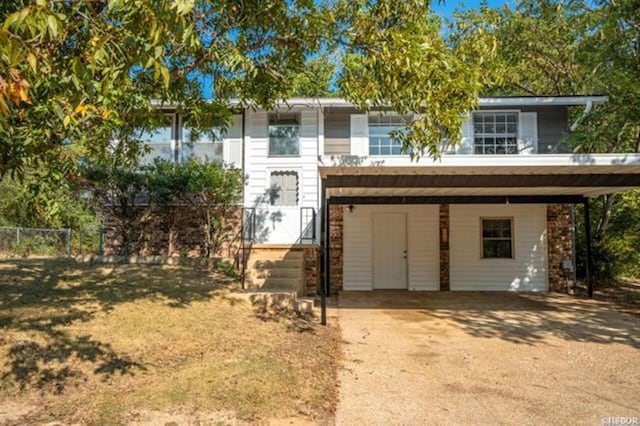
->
[320, 179, 328, 325]
[584, 197, 593, 298]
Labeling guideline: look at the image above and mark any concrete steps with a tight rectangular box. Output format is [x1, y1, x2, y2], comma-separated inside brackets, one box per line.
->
[245, 247, 304, 295]
[234, 290, 315, 314]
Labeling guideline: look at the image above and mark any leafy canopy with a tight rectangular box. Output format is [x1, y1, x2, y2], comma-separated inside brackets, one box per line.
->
[0, 0, 499, 179]
[451, 0, 640, 280]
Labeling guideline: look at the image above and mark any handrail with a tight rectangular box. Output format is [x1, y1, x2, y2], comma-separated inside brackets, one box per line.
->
[241, 207, 256, 289]
[300, 207, 316, 243]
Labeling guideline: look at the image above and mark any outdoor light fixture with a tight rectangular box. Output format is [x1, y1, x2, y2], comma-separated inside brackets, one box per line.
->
[347, 205, 355, 213]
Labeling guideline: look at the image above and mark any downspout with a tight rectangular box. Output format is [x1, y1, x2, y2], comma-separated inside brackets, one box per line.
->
[570, 99, 593, 132]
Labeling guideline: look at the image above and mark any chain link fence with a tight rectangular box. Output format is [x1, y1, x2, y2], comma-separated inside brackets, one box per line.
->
[0, 225, 104, 258]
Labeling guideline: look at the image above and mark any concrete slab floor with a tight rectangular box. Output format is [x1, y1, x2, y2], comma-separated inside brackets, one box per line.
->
[335, 291, 640, 425]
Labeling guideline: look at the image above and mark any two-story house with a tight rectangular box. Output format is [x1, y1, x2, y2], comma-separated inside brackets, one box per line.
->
[132, 96, 640, 306]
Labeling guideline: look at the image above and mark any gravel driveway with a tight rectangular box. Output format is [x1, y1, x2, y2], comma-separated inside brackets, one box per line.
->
[336, 292, 640, 425]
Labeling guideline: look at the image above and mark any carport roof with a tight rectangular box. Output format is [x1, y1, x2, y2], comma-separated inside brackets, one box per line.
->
[319, 153, 640, 198]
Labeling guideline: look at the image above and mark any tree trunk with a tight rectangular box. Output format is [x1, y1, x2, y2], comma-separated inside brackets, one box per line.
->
[203, 207, 212, 258]
[595, 193, 617, 243]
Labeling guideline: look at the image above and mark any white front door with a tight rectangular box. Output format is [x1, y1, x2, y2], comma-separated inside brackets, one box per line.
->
[373, 213, 407, 289]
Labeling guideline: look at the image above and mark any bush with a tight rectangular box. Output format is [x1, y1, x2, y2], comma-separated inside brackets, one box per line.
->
[11, 236, 61, 258]
[86, 159, 242, 259]
[217, 260, 241, 280]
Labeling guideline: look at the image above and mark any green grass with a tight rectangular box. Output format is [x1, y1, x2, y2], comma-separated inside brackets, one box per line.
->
[0, 259, 340, 424]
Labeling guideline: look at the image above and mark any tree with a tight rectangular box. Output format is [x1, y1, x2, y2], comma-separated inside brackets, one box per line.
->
[289, 55, 337, 97]
[1, 0, 499, 181]
[176, 160, 242, 258]
[84, 161, 147, 256]
[333, 0, 498, 158]
[451, 0, 640, 280]
[0, 0, 328, 180]
[0, 168, 95, 230]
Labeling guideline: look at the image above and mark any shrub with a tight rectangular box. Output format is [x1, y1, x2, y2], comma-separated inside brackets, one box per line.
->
[11, 236, 61, 258]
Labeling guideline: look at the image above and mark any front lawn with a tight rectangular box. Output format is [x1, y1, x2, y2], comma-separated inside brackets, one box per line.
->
[0, 259, 340, 424]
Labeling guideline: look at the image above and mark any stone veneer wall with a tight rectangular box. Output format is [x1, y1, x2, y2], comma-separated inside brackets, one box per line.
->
[303, 245, 320, 296]
[103, 206, 242, 261]
[329, 205, 344, 294]
[547, 204, 575, 292]
[439, 204, 450, 291]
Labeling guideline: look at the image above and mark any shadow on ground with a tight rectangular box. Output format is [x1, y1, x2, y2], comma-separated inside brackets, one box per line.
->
[0, 258, 237, 393]
[339, 291, 640, 349]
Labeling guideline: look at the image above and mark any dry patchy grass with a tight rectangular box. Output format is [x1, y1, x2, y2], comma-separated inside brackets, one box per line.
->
[0, 259, 340, 425]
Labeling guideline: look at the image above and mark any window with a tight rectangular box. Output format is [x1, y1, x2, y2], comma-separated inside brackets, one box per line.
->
[138, 114, 174, 143]
[473, 112, 518, 154]
[269, 113, 300, 156]
[138, 114, 175, 163]
[481, 218, 513, 259]
[269, 171, 298, 206]
[181, 118, 223, 163]
[368, 114, 407, 155]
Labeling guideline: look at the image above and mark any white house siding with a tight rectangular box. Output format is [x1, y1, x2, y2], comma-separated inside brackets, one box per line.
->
[343, 205, 439, 291]
[243, 109, 320, 244]
[449, 204, 548, 292]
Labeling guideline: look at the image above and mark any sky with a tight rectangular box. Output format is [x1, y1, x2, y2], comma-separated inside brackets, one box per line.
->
[431, 0, 512, 18]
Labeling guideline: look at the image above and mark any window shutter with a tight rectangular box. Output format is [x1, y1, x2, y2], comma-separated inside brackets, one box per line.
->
[456, 113, 474, 154]
[270, 171, 298, 206]
[350, 114, 369, 156]
[224, 115, 243, 167]
[285, 172, 298, 205]
[518, 112, 538, 154]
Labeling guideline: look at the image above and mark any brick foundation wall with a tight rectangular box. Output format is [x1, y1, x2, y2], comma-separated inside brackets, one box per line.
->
[439, 204, 450, 291]
[103, 206, 242, 261]
[303, 245, 320, 296]
[547, 204, 575, 292]
[329, 205, 344, 294]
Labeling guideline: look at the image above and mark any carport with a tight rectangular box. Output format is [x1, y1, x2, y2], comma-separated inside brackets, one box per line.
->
[317, 154, 640, 324]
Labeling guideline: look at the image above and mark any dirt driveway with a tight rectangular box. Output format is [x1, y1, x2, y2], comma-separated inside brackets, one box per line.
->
[336, 292, 640, 425]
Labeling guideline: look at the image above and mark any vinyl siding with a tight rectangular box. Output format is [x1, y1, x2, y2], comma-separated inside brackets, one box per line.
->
[323, 108, 354, 155]
[323, 105, 569, 156]
[343, 205, 439, 291]
[243, 109, 319, 244]
[449, 204, 548, 291]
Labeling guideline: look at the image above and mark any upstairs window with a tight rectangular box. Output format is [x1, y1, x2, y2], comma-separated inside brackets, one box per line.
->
[269, 171, 298, 206]
[473, 112, 518, 154]
[368, 114, 407, 155]
[269, 113, 300, 156]
[481, 218, 514, 259]
[138, 114, 175, 163]
[139, 115, 174, 144]
[181, 118, 223, 163]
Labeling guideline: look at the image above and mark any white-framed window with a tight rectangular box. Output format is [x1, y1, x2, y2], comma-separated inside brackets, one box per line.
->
[181, 117, 223, 163]
[269, 113, 300, 156]
[368, 114, 408, 155]
[481, 218, 514, 259]
[138, 113, 176, 162]
[269, 171, 298, 206]
[473, 112, 518, 154]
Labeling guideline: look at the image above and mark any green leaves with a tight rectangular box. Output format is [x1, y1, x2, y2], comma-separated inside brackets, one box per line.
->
[3, 7, 31, 30]
[46, 14, 57, 37]
[0, 0, 331, 179]
[172, 0, 195, 16]
[335, 0, 497, 157]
